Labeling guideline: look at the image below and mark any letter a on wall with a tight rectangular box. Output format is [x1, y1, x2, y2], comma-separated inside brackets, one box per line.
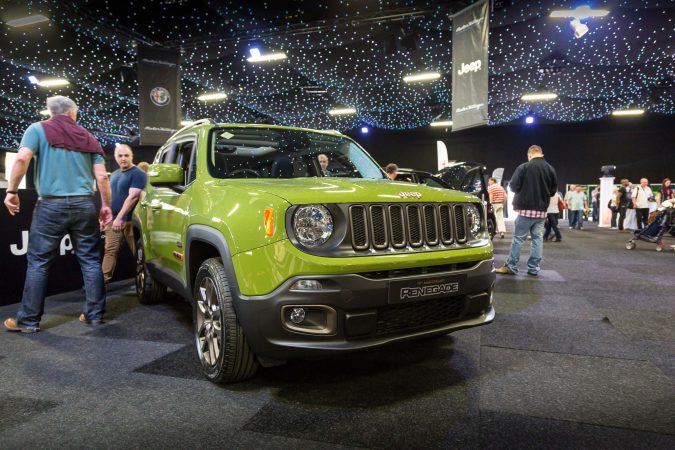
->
[451, 0, 489, 132]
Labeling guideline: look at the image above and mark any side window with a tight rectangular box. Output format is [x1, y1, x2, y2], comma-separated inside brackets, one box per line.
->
[175, 140, 196, 185]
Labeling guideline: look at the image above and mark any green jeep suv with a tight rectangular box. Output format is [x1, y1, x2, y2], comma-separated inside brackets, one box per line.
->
[133, 119, 495, 383]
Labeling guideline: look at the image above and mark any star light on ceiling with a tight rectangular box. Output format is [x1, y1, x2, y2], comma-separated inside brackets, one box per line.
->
[0, 0, 671, 149]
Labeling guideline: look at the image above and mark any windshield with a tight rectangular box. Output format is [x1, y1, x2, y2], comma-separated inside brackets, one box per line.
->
[438, 164, 484, 193]
[208, 127, 385, 179]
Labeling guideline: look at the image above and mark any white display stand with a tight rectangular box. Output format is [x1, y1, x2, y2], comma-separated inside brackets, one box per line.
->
[598, 176, 615, 228]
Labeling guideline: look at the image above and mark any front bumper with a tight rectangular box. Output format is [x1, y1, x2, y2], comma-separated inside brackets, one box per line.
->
[234, 258, 496, 359]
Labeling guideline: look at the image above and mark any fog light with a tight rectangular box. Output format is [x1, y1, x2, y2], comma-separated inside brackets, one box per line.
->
[290, 279, 323, 291]
[289, 307, 306, 324]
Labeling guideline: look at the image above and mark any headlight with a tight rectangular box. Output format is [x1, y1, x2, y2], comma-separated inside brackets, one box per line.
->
[466, 203, 482, 235]
[293, 205, 334, 247]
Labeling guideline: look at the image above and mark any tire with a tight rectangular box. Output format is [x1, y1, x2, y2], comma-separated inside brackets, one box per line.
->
[135, 237, 167, 304]
[193, 257, 258, 383]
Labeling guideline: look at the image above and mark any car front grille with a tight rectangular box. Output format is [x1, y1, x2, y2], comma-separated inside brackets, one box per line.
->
[349, 203, 469, 252]
[374, 296, 467, 337]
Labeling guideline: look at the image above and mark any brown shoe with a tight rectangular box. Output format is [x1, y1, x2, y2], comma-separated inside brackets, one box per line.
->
[4, 318, 39, 333]
[79, 313, 104, 325]
[495, 265, 516, 275]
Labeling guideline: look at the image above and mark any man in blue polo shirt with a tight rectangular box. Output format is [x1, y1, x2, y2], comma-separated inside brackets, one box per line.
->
[3, 96, 112, 332]
[102, 143, 147, 284]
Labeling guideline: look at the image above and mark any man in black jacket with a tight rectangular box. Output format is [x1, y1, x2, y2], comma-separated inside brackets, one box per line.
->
[496, 145, 557, 276]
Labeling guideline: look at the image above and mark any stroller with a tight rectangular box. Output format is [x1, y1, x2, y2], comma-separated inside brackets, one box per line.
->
[625, 200, 675, 252]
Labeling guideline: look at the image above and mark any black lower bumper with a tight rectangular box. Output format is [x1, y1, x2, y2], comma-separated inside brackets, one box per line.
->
[234, 258, 496, 359]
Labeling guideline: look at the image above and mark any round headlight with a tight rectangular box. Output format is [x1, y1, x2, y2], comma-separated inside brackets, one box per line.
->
[293, 205, 334, 247]
[466, 203, 481, 235]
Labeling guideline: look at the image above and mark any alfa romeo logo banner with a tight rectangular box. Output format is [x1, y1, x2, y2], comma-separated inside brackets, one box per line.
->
[137, 45, 182, 145]
[451, 0, 489, 132]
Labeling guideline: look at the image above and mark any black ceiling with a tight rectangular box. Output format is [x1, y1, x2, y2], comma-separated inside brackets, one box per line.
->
[0, 0, 672, 147]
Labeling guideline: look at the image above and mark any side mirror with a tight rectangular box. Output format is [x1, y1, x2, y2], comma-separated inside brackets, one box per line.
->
[147, 163, 183, 186]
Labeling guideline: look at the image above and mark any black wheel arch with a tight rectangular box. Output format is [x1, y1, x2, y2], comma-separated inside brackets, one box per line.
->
[185, 225, 242, 303]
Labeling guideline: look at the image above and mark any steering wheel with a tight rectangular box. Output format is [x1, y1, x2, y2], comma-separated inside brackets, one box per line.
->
[228, 168, 260, 178]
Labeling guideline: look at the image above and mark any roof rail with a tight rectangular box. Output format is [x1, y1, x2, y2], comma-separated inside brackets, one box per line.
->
[168, 118, 217, 140]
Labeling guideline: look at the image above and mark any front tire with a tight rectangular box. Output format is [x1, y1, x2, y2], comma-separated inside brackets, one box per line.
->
[135, 237, 167, 304]
[193, 258, 258, 383]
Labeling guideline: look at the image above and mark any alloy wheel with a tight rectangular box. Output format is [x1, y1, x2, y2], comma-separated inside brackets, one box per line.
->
[196, 278, 223, 366]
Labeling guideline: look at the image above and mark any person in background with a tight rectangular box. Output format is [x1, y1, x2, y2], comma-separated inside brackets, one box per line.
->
[317, 153, 331, 176]
[609, 186, 619, 229]
[496, 145, 557, 277]
[566, 185, 587, 230]
[487, 177, 506, 238]
[385, 163, 398, 180]
[543, 192, 563, 242]
[3, 96, 112, 332]
[591, 185, 600, 222]
[632, 178, 653, 231]
[137, 161, 150, 173]
[102, 144, 147, 285]
[616, 179, 631, 231]
[658, 178, 672, 205]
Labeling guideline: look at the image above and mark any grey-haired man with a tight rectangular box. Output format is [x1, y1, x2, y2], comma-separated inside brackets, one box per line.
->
[3, 96, 112, 332]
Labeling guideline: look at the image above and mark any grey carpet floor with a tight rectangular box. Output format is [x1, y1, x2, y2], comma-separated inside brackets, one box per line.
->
[0, 222, 674, 449]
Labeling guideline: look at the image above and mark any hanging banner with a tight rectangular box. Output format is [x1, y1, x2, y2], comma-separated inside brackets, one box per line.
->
[137, 45, 182, 145]
[451, 0, 489, 132]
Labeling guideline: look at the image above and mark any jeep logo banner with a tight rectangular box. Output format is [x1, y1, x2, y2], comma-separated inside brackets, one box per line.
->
[451, 0, 489, 132]
[388, 274, 466, 304]
[138, 45, 182, 145]
[0, 188, 135, 306]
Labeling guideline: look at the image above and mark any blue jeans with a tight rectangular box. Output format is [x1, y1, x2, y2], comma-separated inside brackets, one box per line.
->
[16, 198, 105, 328]
[569, 209, 584, 229]
[505, 215, 545, 274]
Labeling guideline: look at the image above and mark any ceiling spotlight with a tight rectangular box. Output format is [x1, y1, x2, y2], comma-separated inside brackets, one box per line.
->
[570, 19, 589, 39]
[611, 109, 645, 116]
[403, 72, 441, 83]
[197, 92, 227, 101]
[247, 48, 287, 63]
[360, 126, 369, 134]
[328, 107, 356, 116]
[521, 92, 558, 101]
[550, 6, 609, 20]
[27, 75, 39, 84]
[430, 120, 453, 127]
[525, 115, 535, 124]
[36, 78, 70, 87]
[6, 14, 50, 28]
[39, 109, 50, 116]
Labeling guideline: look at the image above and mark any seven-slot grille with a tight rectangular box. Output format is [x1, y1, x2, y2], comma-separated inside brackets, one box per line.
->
[349, 203, 470, 252]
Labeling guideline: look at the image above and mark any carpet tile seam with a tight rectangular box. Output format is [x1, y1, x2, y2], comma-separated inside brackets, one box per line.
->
[480, 344, 654, 364]
[477, 408, 675, 437]
[241, 419, 372, 449]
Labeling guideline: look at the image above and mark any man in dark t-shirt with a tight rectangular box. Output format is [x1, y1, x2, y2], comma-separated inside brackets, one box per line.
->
[102, 144, 147, 284]
[616, 178, 631, 231]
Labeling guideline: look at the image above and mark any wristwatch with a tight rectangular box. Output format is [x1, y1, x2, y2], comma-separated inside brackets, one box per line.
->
[6, 191, 18, 195]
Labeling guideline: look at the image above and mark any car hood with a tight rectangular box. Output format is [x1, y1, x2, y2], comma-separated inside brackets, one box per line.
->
[216, 178, 479, 204]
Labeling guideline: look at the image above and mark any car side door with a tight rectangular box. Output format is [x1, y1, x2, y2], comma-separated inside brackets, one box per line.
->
[148, 136, 197, 280]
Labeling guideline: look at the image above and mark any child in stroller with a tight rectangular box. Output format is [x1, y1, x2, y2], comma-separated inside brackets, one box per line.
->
[625, 200, 675, 252]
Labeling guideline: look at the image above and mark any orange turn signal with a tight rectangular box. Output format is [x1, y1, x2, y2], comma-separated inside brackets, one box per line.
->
[263, 207, 275, 237]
